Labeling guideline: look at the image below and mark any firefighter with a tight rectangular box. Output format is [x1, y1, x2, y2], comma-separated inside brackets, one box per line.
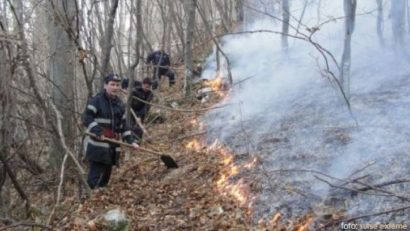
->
[146, 50, 176, 90]
[121, 77, 154, 143]
[83, 73, 139, 189]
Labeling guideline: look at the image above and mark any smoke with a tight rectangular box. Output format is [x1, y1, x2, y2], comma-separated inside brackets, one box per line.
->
[202, 0, 410, 222]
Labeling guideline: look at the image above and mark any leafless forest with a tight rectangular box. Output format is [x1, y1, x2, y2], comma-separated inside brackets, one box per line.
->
[1, 0, 410, 230]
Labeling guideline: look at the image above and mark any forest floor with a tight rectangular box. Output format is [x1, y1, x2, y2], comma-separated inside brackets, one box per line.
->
[50, 79, 259, 230]
[35, 69, 316, 231]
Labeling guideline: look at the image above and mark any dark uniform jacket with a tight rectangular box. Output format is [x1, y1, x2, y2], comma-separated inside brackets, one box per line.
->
[146, 50, 170, 67]
[131, 82, 154, 122]
[83, 90, 134, 166]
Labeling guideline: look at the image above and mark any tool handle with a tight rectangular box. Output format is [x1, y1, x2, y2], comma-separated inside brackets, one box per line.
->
[85, 132, 162, 156]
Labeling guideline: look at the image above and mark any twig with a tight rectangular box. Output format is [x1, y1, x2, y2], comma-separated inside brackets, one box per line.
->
[50, 103, 91, 196]
[231, 74, 257, 87]
[130, 108, 151, 138]
[315, 174, 410, 202]
[323, 205, 410, 228]
[338, 174, 369, 187]
[133, 96, 229, 112]
[349, 179, 410, 202]
[260, 165, 309, 198]
[345, 205, 410, 222]
[47, 153, 68, 225]
[314, 175, 385, 197]
[171, 131, 207, 142]
[0, 218, 53, 231]
[348, 161, 376, 178]
[357, 179, 410, 192]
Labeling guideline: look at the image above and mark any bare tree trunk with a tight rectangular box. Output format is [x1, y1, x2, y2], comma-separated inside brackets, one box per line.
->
[128, 0, 142, 80]
[156, 0, 168, 50]
[214, 0, 229, 32]
[281, 0, 289, 51]
[391, 0, 406, 51]
[0, 17, 15, 218]
[48, 0, 77, 169]
[317, 0, 321, 24]
[340, 0, 357, 99]
[376, 0, 384, 47]
[184, 0, 197, 97]
[235, 0, 244, 25]
[100, 0, 120, 87]
[169, 1, 185, 54]
[196, 2, 233, 84]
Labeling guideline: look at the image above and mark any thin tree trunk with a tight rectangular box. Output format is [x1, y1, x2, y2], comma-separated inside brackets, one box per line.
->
[169, 1, 185, 53]
[0, 154, 31, 217]
[48, 0, 77, 170]
[128, 0, 142, 80]
[281, 0, 289, 51]
[235, 0, 244, 26]
[376, 0, 384, 47]
[184, 0, 197, 97]
[391, 0, 406, 51]
[214, 0, 229, 32]
[100, 0, 120, 87]
[196, 2, 233, 84]
[340, 0, 357, 99]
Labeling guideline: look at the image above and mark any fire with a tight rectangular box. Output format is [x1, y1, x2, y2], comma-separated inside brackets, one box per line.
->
[185, 138, 257, 210]
[209, 140, 257, 208]
[204, 73, 226, 97]
[207, 77, 224, 91]
[297, 217, 314, 231]
[270, 212, 282, 224]
[243, 157, 258, 169]
[185, 139, 202, 151]
[190, 119, 198, 125]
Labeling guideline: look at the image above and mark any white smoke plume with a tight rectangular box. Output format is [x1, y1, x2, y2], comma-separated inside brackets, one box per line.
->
[202, 0, 410, 222]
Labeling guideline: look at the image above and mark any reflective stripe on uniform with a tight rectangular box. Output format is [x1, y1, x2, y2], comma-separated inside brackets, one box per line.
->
[122, 131, 132, 137]
[87, 138, 110, 148]
[87, 121, 98, 131]
[115, 147, 121, 152]
[122, 114, 126, 120]
[87, 104, 97, 114]
[95, 118, 111, 124]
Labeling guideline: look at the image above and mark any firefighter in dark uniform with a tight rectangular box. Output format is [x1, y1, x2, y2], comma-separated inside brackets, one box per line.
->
[121, 77, 154, 143]
[146, 50, 176, 90]
[83, 74, 139, 189]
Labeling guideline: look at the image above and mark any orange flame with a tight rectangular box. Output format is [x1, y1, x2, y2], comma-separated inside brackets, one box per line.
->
[190, 119, 198, 125]
[297, 217, 314, 231]
[185, 139, 202, 151]
[270, 212, 282, 225]
[210, 141, 256, 208]
[204, 73, 226, 97]
[243, 157, 258, 169]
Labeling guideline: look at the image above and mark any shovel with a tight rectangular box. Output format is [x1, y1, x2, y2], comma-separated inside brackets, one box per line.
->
[85, 132, 178, 168]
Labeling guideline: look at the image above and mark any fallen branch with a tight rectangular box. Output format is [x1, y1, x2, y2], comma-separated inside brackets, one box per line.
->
[171, 131, 207, 142]
[50, 103, 91, 196]
[357, 179, 410, 192]
[323, 205, 410, 228]
[130, 108, 152, 139]
[0, 218, 53, 231]
[345, 205, 410, 222]
[350, 178, 410, 202]
[133, 96, 229, 112]
[314, 175, 386, 198]
[47, 153, 68, 225]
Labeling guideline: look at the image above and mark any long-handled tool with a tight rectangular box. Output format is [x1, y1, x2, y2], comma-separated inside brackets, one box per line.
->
[85, 132, 178, 168]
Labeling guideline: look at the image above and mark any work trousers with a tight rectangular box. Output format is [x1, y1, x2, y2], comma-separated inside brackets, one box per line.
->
[87, 157, 114, 189]
[152, 67, 175, 89]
